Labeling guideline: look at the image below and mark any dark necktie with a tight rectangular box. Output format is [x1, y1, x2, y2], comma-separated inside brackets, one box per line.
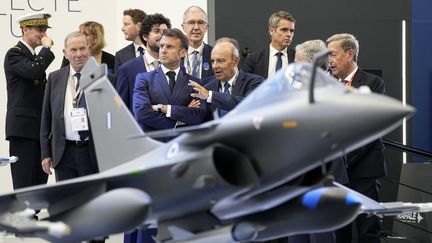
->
[138, 46, 144, 56]
[218, 82, 230, 117]
[275, 52, 283, 72]
[75, 72, 89, 141]
[191, 50, 200, 78]
[166, 71, 176, 93]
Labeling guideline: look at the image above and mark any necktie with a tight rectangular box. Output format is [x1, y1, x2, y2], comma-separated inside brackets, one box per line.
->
[75, 73, 89, 141]
[191, 50, 200, 78]
[218, 82, 230, 117]
[137, 46, 144, 56]
[275, 52, 283, 72]
[152, 60, 160, 70]
[166, 71, 176, 93]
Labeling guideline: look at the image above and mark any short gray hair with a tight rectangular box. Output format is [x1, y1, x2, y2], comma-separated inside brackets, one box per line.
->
[215, 37, 240, 58]
[268, 11, 296, 28]
[64, 31, 87, 49]
[326, 33, 359, 62]
[183, 6, 208, 23]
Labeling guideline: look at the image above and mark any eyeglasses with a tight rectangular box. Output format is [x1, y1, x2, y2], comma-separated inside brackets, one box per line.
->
[184, 20, 207, 27]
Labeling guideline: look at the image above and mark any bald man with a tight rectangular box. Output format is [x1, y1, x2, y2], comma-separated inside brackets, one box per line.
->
[189, 37, 263, 120]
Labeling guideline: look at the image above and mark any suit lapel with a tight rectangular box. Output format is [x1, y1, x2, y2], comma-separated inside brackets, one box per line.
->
[155, 68, 172, 99]
[262, 48, 270, 77]
[57, 67, 70, 120]
[232, 71, 245, 96]
[351, 69, 363, 88]
[171, 70, 187, 103]
[18, 41, 35, 59]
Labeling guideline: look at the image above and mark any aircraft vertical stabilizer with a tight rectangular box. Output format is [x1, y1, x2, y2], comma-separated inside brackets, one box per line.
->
[79, 58, 162, 171]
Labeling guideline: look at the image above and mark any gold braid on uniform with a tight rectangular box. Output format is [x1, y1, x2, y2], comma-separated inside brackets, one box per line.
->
[20, 18, 48, 27]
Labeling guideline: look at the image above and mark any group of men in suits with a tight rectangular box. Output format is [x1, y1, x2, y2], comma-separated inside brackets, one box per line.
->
[4, 6, 386, 243]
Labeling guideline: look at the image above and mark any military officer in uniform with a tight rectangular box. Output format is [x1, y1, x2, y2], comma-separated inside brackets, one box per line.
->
[3, 12, 55, 190]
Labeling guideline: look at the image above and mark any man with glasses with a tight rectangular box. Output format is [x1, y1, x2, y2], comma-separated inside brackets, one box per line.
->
[181, 6, 214, 80]
[4, 12, 54, 190]
[243, 10, 296, 78]
[116, 13, 171, 112]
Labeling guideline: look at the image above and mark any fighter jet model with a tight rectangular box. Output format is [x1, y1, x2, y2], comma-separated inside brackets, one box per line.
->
[0, 57, 421, 242]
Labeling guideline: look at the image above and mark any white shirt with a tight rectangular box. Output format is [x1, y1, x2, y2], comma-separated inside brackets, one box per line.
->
[143, 51, 159, 72]
[268, 44, 288, 77]
[340, 67, 358, 86]
[64, 66, 82, 141]
[20, 40, 35, 55]
[160, 65, 181, 117]
[207, 68, 239, 103]
[185, 43, 204, 78]
[133, 43, 146, 57]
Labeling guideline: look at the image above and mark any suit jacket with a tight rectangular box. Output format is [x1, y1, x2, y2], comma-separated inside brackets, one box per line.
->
[114, 43, 136, 73]
[4, 41, 55, 140]
[346, 68, 387, 179]
[40, 66, 69, 167]
[243, 46, 295, 78]
[115, 56, 147, 112]
[133, 67, 207, 138]
[40, 66, 97, 170]
[203, 70, 263, 119]
[181, 43, 214, 80]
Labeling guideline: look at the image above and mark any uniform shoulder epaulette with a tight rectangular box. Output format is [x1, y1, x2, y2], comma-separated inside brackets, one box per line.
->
[11, 45, 22, 51]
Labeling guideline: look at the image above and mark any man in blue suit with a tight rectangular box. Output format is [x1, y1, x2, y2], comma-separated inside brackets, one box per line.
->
[133, 28, 206, 141]
[116, 13, 171, 112]
[181, 6, 213, 80]
[188, 37, 263, 120]
[243, 11, 296, 78]
[114, 9, 146, 73]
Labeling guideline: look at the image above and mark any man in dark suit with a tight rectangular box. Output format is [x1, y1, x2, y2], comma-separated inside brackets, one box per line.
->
[243, 11, 296, 79]
[4, 12, 54, 190]
[181, 6, 213, 79]
[189, 37, 263, 120]
[114, 9, 147, 72]
[41, 32, 99, 183]
[133, 28, 206, 142]
[116, 13, 171, 112]
[327, 33, 386, 243]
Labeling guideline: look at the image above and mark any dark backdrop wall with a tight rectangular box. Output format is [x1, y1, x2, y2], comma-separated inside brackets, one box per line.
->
[211, 0, 412, 232]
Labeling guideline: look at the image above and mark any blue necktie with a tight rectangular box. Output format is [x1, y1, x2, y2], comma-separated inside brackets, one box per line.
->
[275, 52, 283, 72]
[218, 82, 230, 117]
[191, 50, 200, 78]
[75, 73, 89, 141]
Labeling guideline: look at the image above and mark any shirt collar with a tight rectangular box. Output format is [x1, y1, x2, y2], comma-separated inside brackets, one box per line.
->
[269, 44, 287, 57]
[133, 43, 146, 52]
[342, 67, 358, 82]
[161, 65, 180, 76]
[188, 42, 204, 55]
[143, 51, 157, 65]
[221, 68, 239, 87]
[20, 40, 35, 55]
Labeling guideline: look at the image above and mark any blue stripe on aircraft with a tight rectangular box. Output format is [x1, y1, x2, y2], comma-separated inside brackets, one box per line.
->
[301, 188, 327, 209]
[345, 192, 361, 205]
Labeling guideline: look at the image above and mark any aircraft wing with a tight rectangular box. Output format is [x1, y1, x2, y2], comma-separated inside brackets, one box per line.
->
[333, 182, 432, 216]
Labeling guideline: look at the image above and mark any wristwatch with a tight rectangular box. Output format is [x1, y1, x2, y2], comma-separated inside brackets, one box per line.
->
[157, 104, 163, 112]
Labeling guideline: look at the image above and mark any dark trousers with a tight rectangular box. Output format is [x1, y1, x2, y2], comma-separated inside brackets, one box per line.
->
[335, 177, 381, 243]
[9, 137, 48, 189]
[55, 141, 99, 181]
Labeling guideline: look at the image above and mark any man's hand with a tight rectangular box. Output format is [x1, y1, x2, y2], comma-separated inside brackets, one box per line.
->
[41, 35, 53, 49]
[189, 80, 209, 100]
[188, 99, 201, 108]
[41, 157, 53, 175]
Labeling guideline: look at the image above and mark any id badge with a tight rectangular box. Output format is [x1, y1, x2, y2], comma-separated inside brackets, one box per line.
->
[70, 108, 89, 132]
